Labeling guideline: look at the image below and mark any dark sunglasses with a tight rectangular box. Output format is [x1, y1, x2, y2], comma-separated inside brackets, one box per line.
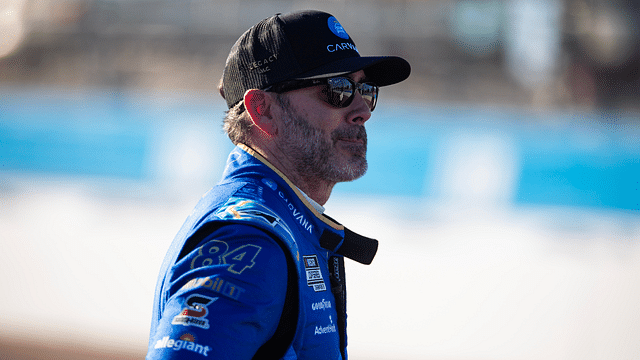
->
[264, 76, 379, 111]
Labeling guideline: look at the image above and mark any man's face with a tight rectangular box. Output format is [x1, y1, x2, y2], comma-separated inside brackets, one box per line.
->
[275, 71, 372, 184]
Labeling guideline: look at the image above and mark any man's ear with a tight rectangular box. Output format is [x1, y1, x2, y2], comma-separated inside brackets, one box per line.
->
[244, 89, 277, 136]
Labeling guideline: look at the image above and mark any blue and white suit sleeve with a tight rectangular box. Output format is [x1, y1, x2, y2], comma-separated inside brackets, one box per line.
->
[146, 224, 289, 360]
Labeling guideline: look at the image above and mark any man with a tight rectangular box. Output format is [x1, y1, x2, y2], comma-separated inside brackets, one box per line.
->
[146, 10, 410, 360]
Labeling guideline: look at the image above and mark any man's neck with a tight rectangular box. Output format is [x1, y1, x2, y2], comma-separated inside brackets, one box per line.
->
[245, 143, 335, 206]
[291, 174, 334, 206]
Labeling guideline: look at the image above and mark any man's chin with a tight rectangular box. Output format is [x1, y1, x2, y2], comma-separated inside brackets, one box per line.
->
[334, 158, 367, 182]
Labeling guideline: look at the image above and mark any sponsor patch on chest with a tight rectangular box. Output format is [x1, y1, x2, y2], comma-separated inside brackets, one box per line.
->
[303, 255, 327, 292]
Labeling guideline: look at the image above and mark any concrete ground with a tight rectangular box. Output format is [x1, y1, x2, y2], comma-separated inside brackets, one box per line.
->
[1, 178, 638, 360]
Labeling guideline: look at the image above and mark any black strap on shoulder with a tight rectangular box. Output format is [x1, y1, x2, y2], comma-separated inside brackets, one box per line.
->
[319, 227, 379, 265]
[328, 255, 347, 360]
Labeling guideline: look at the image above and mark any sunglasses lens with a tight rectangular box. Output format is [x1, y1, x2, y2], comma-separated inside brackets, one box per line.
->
[323, 77, 378, 111]
[360, 83, 377, 111]
[327, 78, 354, 107]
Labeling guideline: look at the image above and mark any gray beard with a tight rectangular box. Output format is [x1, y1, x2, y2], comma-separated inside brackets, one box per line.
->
[277, 97, 368, 183]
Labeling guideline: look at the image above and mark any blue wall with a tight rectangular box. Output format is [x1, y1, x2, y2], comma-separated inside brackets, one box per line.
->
[1, 87, 639, 211]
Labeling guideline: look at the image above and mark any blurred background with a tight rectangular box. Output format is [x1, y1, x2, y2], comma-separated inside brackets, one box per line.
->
[1, 0, 639, 359]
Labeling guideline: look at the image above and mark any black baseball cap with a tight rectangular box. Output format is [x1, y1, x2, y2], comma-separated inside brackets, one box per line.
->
[220, 10, 411, 109]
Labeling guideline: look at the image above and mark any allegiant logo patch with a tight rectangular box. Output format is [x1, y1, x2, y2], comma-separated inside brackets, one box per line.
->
[154, 333, 211, 357]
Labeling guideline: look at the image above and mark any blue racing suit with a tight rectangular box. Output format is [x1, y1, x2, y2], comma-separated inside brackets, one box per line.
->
[146, 144, 378, 360]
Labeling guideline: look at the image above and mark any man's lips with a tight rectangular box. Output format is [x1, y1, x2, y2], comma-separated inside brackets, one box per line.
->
[332, 125, 367, 148]
[338, 137, 364, 144]
[336, 136, 367, 158]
